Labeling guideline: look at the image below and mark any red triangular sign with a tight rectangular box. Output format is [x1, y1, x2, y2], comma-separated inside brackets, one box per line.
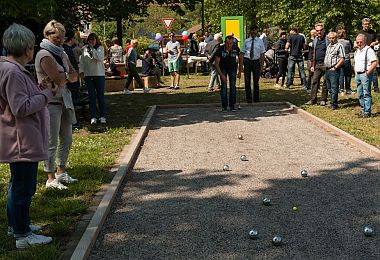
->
[162, 18, 174, 29]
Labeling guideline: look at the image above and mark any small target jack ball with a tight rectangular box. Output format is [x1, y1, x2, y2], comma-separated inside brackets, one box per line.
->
[292, 206, 298, 212]
[238, 134, 243, 140]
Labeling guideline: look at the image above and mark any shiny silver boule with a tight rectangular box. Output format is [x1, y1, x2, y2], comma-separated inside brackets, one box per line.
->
[223, 164, 230, 171]
[364, 225, 375, 237]
[301, 169, 309, 177]
[238, 134, 243, 140]
[240, 155, 247, 161]
[249, 229, 259, 239]
[263, 197, 271, 206]
[272, 235, 283, 246]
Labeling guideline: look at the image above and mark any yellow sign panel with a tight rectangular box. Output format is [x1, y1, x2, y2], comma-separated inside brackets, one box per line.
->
[221, 16, 244, 48]
[226, 20, 241, 42]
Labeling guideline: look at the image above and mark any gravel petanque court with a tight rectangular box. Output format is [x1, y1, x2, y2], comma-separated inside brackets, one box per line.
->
[89, 105, 380, 259]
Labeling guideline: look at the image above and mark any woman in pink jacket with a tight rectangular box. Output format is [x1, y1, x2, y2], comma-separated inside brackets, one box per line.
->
[0, 24, 55, 249]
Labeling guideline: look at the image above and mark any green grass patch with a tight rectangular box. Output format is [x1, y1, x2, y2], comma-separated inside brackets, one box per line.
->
[0, 74, 379, 259]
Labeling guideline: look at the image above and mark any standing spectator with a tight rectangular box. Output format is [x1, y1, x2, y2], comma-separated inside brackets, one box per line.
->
[0, 23, 53, 249]
[356, 18, 379, 93]
[142, 49, 162, 87]
[73, 40, 84, 66]
[274, 31, 288, 87]
[306, 29, 317, 90]
[337, 29, 353, 94]
[35, 20, 78, 190]
[324, 32, 345, 110]
[243, 24, 265, 103]
[124, 39, 151, 94]
[260, 28, 270, 51]
[354, 34, 378, 117]
[214, 36, 243, 112]
[205, 33, 222, 92]
[125, 38, 132, 54]
[198, 36, 207, 73]
[285, 27, 307, 89]
[306, 23, 329, 105]
[63, 31, 81, 129]
[109, 38, 123, 63]
[165, 32, 182, 90]
[79, 33, 107, 125]
[204, 31, 213, 43]
[188, 33, 199, 56]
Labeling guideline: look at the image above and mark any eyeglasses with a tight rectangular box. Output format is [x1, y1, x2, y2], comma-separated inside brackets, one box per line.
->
[316, 29, 323, 32]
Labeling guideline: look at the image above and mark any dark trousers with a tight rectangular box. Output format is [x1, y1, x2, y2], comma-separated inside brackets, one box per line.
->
[310, 64, 327, 102]
[244, 58, 260, 102]
[307, 60, 314, 89]
[276, 57, 287, 85]
[220, 68, 237, 109]
[125, 63, 144, 89]
[7, 162, 38, 237]
[85, 76, 106, 119]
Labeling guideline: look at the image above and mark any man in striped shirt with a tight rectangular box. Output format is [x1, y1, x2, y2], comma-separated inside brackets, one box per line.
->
[324, 32, 345, 109]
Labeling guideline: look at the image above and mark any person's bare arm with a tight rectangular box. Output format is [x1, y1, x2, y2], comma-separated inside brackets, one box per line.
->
[214, 56, 226, 83]
[237, 53, 243, 79]
[366, 60, 378, 75]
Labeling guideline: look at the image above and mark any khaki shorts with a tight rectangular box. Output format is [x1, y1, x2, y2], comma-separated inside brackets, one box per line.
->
[168, 59, 179, 73]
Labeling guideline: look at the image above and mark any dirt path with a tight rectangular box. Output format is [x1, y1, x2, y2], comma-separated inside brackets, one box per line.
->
[89, 105, 380, 259]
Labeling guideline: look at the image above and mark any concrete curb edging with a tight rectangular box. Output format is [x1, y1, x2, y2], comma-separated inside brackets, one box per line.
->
[70, 105, 157, 260]
[287, 102, 380, 160]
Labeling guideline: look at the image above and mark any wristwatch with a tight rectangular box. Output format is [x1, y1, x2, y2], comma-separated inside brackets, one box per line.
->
[64, 72, 69, 80]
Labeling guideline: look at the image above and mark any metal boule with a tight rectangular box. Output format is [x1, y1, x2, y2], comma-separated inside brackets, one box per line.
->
[240, 155, 247, 161]
[272, 235, 283, 246]
[263, 197, 271, 206]
[249, 229, 259, 239]
[223, 164, 230, 171]
[364, 225, 375, 237]
[301, 169, 309, 177]
[238, 134, 243, 140]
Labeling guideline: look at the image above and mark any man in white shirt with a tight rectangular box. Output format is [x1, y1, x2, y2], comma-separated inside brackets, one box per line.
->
[354, 33, 378, 117]
[243, 24, 266, 102]
[165, 32, 181, 89]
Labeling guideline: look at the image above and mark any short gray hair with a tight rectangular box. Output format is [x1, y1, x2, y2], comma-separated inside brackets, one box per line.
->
[3, 23, 35, 58]
[357, 33, 367, 42]
[362, 18, 371, 24]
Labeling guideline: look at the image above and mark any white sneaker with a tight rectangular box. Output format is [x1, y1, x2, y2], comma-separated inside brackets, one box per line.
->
[123, 89, 133, 94]
[174, 86, 180, 90]
[45, 179, 67, 190]
[99, 117, 106, 124]
[8, 224, 42, 236]
[90, 118, 97, 125]
[55, 172, 78, 184]
[144, 87, 152, 93]
[16, 233, 53, 249]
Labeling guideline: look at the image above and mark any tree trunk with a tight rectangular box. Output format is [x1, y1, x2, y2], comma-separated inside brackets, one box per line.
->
[117, 18, 123, 47]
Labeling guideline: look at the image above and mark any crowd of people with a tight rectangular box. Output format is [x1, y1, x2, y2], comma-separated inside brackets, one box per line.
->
[0, 17, 379, 250]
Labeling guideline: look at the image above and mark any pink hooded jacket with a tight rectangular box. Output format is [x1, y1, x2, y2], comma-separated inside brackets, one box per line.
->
[0, 57, 53, 163]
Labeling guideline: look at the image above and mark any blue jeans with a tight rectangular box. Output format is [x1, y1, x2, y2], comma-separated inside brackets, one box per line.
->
[85, 76, 106, 119]
[338, 60, 352, 91]
[355, 73, 372, 115]
[286, 55, 307, 88]
[370, 69, 379, 91]
[325, 70, 339, 107]
[220, 68, 237, 109]
[7, 162, 38, 237]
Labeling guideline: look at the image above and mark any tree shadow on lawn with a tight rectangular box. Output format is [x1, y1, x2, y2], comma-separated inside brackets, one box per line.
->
[90, 157, 380, 259]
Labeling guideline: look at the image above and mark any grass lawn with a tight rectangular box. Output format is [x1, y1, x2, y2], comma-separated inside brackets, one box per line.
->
[0, 74, 379, 259]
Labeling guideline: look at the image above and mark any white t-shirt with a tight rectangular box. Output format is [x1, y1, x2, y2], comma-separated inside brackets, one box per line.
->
[354, 46, 377, 73]
[166, 40, 181, 60]
[199, 41, 207, 55]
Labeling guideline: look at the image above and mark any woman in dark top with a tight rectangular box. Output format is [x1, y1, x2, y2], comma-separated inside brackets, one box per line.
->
[275, 31, 289, 87]
[188, 33, 199, 56]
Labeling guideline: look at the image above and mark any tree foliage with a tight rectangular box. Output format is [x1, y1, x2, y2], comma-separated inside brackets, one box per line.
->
[204, 0, 380, 39]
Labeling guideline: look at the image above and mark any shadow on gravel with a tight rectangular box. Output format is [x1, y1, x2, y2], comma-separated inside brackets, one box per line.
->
[90, 158, 380, 259]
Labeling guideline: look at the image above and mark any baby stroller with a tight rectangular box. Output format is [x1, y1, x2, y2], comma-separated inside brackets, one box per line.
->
[261, 47, 279, 78]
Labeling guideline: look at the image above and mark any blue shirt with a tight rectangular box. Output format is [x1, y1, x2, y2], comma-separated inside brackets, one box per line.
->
[243, 37, 266, 60]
